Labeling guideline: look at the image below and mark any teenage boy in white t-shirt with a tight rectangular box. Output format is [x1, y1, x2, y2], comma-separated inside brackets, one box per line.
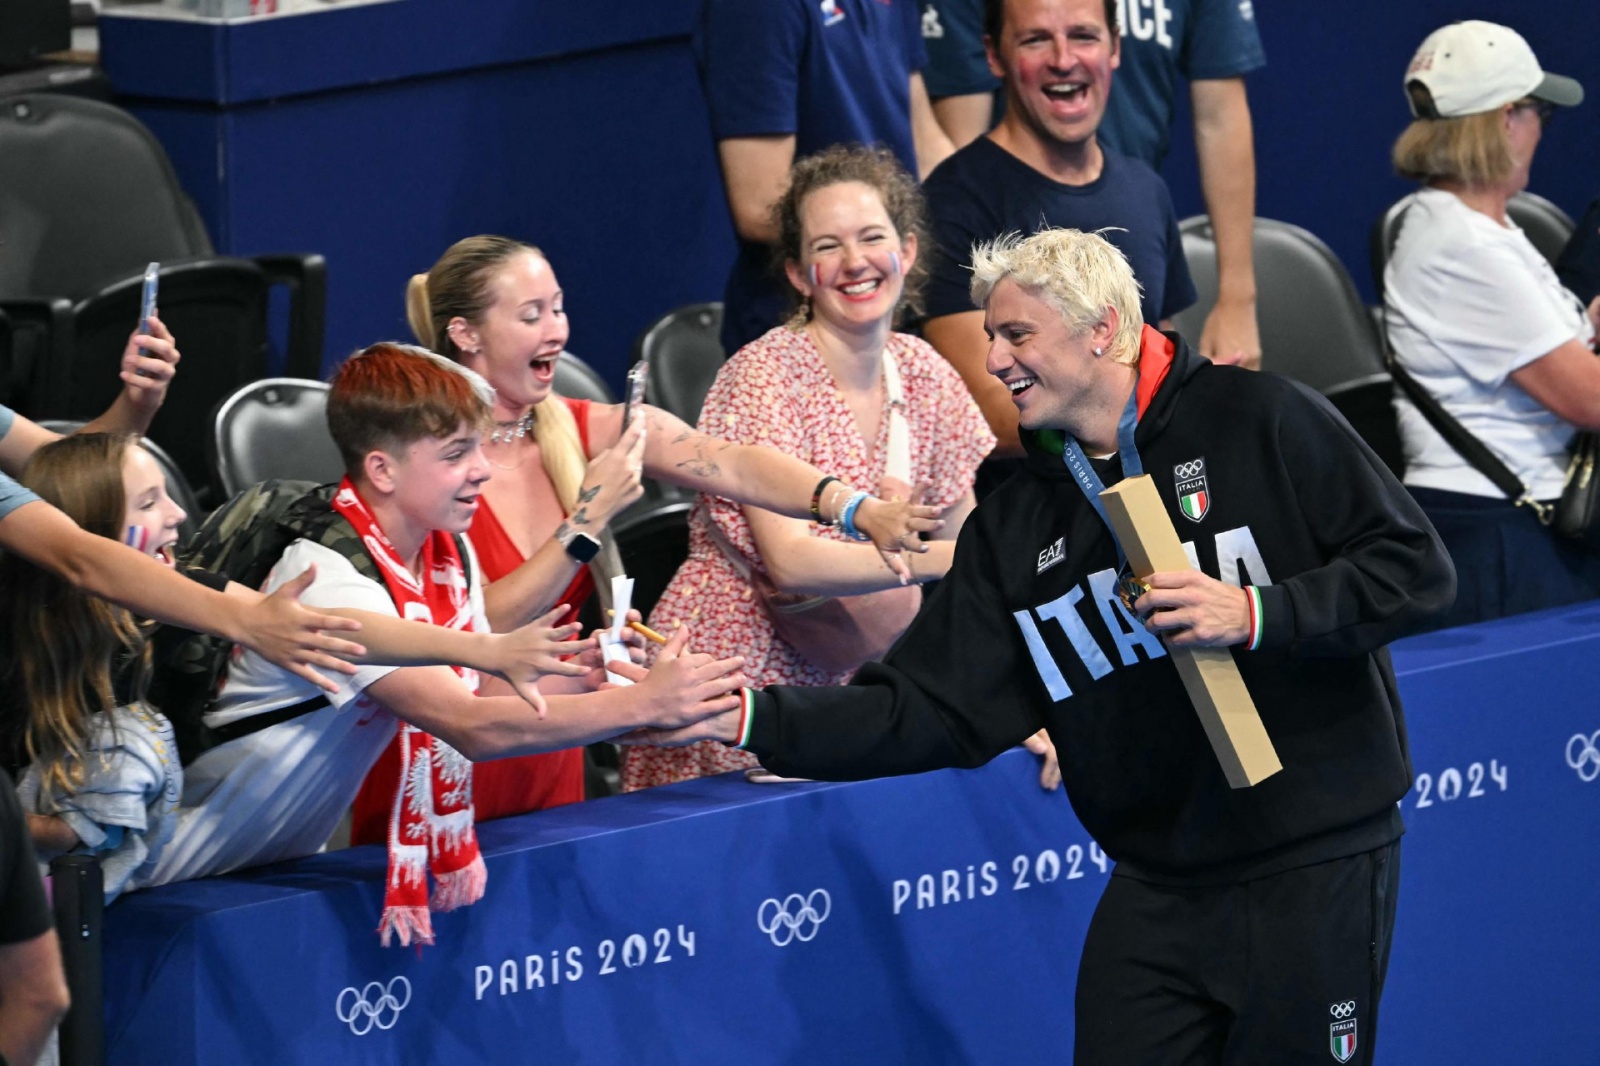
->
[143, 344, 744, 915]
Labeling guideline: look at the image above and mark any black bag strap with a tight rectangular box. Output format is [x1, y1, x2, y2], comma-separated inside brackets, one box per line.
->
[206, 695, 330, 746]
[1378, 304, 1553, 524]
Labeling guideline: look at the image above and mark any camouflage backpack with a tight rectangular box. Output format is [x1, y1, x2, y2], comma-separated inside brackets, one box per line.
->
[148, 480, 470, 765]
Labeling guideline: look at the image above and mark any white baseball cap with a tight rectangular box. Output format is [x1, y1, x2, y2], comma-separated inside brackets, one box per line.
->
[1404, 21, 1583, 118]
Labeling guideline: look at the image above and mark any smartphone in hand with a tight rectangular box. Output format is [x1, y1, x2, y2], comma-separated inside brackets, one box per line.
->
[621, 362, 649, 431]
[136, 262, 159, 373]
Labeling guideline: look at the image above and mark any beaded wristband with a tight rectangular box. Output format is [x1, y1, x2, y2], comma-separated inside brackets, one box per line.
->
[810, 475, 840, 525]
[838, 490, 872, 542]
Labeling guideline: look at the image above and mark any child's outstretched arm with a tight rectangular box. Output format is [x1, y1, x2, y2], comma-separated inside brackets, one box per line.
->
[0, 500, 365, 691]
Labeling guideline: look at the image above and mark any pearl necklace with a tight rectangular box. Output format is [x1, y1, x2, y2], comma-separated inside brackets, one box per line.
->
[489, 410, 536, 444]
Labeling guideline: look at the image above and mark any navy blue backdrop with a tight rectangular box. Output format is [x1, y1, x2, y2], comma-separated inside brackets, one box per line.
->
[99, 0, 1600, 387]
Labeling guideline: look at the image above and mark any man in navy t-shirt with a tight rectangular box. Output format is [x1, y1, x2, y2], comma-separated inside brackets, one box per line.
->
[696, 0, 955, 354]
[919, 0, 1266, 369]
[921, 0, 1194, 483]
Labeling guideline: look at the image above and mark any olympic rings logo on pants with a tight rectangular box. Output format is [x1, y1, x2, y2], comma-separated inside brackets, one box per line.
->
[1329, 1000, 1357, 1019]
[335, 976, 411, 1035]
[1567, 731, 1600, 782]
[757, 889, 832, 946]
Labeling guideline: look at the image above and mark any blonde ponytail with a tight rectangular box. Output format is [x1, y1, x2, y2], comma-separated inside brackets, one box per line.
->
[405, 274, 436, 349]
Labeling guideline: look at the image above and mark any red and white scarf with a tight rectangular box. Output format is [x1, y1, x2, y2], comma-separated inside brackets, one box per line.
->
[332, 478, 487, 947]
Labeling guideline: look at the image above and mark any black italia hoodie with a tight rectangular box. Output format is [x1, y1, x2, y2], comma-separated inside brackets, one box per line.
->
[744, 330, 1456, 883]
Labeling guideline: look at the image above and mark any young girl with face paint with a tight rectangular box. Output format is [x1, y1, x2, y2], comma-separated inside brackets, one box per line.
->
[1, 434, 192, 900]
[622, 145, 997, 791]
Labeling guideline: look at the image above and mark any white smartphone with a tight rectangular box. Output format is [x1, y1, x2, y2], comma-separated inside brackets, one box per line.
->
[621, 362, 649, 430]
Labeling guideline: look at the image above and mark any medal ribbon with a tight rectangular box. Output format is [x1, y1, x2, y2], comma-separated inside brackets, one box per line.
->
[1060, 380, 1143, 572]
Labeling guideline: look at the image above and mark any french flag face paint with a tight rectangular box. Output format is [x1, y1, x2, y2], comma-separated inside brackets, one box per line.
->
[125, 525, 150, 553]
[889, 251, 902, 277]
[809, 263, 822, 289]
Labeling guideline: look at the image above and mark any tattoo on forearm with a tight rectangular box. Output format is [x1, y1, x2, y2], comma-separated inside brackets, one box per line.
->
[671, 428, 692, 445]
[570, 507, 591, 526]
[674, 436, 724, 480]
[678, 459, 720, 478]
[577, 484, 601, 504]
[554, 521, 572, 542]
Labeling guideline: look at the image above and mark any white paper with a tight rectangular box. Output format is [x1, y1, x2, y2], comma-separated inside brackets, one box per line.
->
[604, 575, 637, 686]
[599, 632, 633, 687]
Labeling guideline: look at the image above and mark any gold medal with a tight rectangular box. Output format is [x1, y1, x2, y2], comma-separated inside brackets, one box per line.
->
[1117, 572, 1150, 614]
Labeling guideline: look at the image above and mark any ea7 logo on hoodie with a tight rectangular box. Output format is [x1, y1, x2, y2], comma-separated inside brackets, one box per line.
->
[1037, 537, 1065, 574]
[1174, 458, 1210, 522]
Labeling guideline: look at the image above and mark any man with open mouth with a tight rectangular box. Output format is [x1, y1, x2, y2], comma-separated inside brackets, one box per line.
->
[920, 0, 1198, 500]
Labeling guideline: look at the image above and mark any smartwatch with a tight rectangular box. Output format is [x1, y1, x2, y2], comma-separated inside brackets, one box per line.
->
[562, 530, 601, 563]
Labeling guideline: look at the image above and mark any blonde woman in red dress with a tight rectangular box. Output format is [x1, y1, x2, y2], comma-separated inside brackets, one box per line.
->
[346, 234, 942, 842]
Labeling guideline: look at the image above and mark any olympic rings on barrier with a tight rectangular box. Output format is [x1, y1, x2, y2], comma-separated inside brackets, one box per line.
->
[757, 889, 832, 946]
[335, 976, 411, 1035]
[1329, 1000, 1357, 1019]
[1566, 731, 1600, 782]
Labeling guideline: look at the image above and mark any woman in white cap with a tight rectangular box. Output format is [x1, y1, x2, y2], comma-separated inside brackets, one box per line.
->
[1385, 20, 1598, 628]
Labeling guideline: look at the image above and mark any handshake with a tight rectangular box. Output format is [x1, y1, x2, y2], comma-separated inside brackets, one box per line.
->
[475, 607, 750, 744]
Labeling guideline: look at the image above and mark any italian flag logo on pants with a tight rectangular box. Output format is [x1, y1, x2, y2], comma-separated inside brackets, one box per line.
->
[1329, 1018, 1357, 1062]
[1173, 457, 1210, 522]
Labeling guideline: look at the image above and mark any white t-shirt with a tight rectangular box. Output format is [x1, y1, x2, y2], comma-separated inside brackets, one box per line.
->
[140, 537, 487, 888]
[1385, 187, 1596, 499]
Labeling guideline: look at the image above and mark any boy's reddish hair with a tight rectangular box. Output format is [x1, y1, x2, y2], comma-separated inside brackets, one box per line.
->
[327, 342, 494, 474]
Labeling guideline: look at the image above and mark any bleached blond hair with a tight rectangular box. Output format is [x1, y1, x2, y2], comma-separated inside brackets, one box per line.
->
[969, 229, 1145, 365]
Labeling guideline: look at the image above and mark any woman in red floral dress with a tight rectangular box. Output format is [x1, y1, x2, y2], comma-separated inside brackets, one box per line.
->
[623, 146, 996, 791]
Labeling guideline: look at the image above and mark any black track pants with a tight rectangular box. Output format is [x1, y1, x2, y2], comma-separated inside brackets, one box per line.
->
[1074, 842, 1400, 1066]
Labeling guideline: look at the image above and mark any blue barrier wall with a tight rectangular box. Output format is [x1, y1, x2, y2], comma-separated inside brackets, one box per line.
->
[99, 1, 1600, 385]
[101, 603, 1600, 1063]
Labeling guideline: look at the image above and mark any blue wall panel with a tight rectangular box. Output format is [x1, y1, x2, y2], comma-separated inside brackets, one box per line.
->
[126, 39, 734, 378]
